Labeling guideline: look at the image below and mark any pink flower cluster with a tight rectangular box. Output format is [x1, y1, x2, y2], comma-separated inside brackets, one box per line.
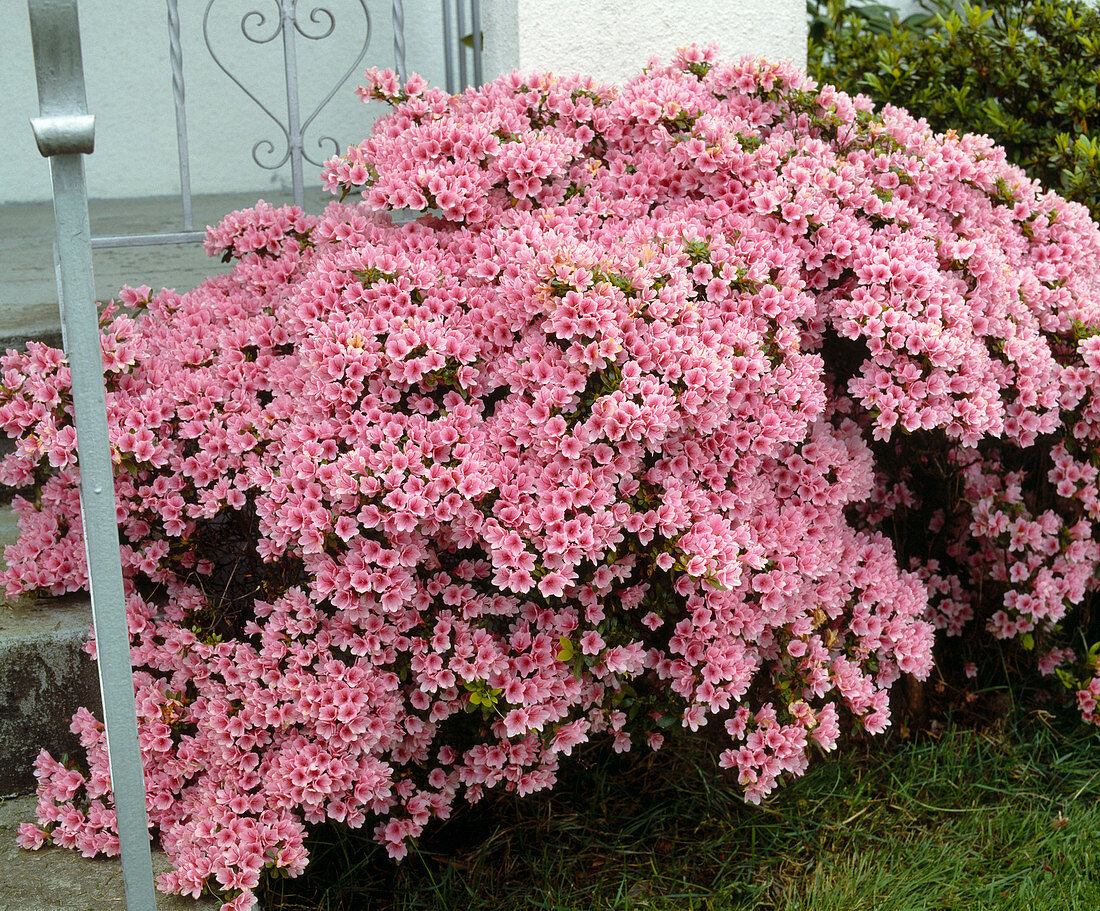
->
[202, 200, 317, 261]
[5, 47, 1100, 908]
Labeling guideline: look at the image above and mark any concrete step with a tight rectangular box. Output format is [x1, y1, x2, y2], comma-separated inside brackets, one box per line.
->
[0, 794, 217, 910]
[0, 521, 219, 909]
[0, 505, 102, 797]
[0, 593, 102, 797]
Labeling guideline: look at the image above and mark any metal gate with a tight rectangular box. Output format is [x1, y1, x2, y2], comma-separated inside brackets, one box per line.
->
[95, 0, 484, 249]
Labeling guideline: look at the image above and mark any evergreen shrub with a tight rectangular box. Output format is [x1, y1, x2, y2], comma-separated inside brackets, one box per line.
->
[809, 0, 1100, 223]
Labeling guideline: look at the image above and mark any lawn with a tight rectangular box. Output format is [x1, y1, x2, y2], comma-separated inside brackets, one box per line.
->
[259, 688, 1100, 911]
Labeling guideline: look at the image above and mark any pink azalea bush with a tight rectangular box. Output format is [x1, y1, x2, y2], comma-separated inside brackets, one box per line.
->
[4, 48, 1100, 908]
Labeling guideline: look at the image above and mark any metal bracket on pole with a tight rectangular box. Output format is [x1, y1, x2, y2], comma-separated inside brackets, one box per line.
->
[27, 2, 157, 909]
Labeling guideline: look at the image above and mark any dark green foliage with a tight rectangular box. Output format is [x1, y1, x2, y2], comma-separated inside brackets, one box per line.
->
[808, 0, 936, 43]
[808, 0, 1100, 223]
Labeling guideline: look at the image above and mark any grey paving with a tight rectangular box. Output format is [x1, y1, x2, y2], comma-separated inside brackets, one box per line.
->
[0, 190, 333, 349]
[0, 794, 217, 910]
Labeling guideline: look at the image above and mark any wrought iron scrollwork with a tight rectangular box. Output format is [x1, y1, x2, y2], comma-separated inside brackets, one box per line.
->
[203, 0, 373, 202]
[295, 5, 338, 40]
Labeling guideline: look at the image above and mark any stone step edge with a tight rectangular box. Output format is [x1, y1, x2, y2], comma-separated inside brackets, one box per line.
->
[0, 298, 64, 354]
[0, 592, 102, 798]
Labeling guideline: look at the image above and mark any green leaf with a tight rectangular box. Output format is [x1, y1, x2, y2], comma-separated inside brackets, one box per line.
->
[556, 636, 575, 662]
[1056, 667, 1079, 690]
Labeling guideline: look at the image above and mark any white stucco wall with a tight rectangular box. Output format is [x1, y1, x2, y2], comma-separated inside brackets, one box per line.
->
[481, 0, 807, 88]
[1, 0, 806, 206]
[889, 0, 930, 16]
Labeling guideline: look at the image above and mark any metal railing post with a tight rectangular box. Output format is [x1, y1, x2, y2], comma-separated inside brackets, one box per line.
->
[278, 0, 306, 208]
[166, 0, 195, 231]
[441, 0, 456, 92]
[26, 2, 157, 909]
[470, 0, 481, 87]
[393, 0, 406, 81]
[456, 0, 467, 88]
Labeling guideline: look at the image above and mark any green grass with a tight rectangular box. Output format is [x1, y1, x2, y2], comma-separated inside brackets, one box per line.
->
[259, 703, 1100, 911]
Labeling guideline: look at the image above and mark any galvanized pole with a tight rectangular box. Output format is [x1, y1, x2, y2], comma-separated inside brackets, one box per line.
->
[279, 0, 305, 208]
[393, 0, 406, 81]
[166, 0, 195, 231]
[441, 0, 455, 93]
[456, 0, 467, 89]
[470, 0, 482, 87]
[27, 2, 157, 909]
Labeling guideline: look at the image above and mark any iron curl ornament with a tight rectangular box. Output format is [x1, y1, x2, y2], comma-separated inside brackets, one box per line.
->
[202, 0, 378, 205]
